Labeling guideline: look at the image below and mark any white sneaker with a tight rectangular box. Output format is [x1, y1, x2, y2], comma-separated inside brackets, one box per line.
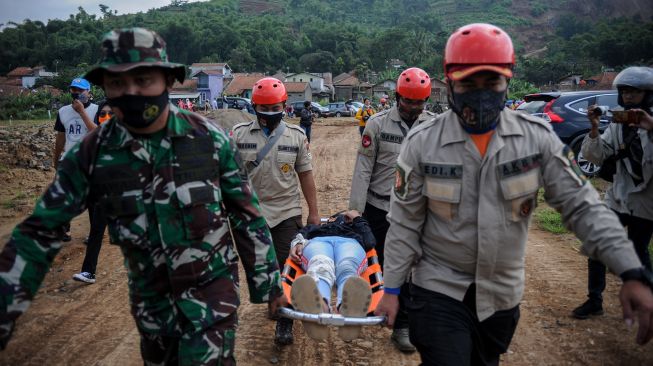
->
[72, 272, 96, 284]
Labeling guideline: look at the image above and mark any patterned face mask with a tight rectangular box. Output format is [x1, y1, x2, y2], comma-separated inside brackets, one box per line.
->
[108, 91, 169, 129]
[451, 89, 506, 134]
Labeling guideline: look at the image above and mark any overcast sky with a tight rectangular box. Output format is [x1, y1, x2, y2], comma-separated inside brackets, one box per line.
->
[0, 0, 206, 26]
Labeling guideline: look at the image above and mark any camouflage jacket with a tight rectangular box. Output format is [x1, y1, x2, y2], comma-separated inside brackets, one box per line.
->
[0, 104, 282, 336]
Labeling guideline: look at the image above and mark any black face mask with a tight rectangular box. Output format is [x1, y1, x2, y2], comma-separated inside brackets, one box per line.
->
[108, 91, 169, 129]
[256, 111, 283, 131]
[397, 97, 424, 125]
[451, 89, 506, 134]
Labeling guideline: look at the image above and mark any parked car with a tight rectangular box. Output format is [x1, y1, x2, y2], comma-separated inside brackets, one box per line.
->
[346, 100, 364, 114]
[216, 97, 255, 114]
[326, 102, 354, 117]
[291, 101, 329, 117]
[517, 90, 619, 176]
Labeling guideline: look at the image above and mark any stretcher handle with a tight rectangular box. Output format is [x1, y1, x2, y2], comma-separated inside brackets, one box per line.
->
[278, 307, 386, 326]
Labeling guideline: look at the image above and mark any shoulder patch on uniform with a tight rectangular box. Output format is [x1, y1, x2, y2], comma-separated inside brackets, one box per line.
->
[555, 145, 587, 186]
[394, 158, 413, 200]
[361, 134, 372, 148]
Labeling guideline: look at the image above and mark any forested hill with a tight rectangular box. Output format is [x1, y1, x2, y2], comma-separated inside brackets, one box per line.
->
[1, 0, 652, 85]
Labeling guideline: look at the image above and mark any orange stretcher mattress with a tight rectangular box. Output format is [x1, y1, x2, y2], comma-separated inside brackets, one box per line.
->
[281, 249, 384, 314]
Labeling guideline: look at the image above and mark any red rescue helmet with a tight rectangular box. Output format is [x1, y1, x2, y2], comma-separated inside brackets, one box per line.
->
[396, 67, 431, 100]
[251, 77, 287, 105]
[444, 23, 515, 81]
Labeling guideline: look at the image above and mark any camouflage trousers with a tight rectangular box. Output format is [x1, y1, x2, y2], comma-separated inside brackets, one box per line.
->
[140, 313, 237, 366]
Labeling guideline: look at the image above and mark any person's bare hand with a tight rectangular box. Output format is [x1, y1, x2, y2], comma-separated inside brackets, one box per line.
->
[586, 104, 601, 129]
[306, 213, 320, 226]
[629, 109, 653, 131]
[289, 243, 303, 264]
[374, 293, 399, 328]
[72, 99, 85, 114]
[268, 294, 290, 318]
[343, 210, 360, 223]
[620, 280, 653, 345]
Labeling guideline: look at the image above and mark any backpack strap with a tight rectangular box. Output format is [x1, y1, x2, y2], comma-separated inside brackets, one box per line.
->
[250, 122, 287, 170]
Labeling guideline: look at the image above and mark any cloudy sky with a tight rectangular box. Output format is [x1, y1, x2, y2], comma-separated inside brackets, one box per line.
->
[0, 0, 206, 26]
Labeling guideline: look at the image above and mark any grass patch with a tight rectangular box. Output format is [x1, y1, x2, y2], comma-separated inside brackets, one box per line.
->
[534, 206, 568, 234]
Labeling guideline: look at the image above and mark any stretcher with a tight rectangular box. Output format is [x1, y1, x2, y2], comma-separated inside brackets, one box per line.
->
[278, 248, 387, 326]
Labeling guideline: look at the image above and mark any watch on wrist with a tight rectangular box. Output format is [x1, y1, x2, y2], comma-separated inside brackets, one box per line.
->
[620, 267, 653, 289]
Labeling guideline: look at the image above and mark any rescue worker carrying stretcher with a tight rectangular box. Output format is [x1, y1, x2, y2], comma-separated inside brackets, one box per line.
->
[349, 67, 434, 352]
[231, 77, 320, 347]
[374, 23, 653, 366]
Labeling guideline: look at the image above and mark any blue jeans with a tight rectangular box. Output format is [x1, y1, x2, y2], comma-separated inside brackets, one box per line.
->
[301, 236, 367, 306]
[300, 123, 311, 143]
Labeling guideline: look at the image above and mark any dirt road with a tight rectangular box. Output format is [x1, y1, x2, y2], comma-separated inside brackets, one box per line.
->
[0, 120, 651, 365]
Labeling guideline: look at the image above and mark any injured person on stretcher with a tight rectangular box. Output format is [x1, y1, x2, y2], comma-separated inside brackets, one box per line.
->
[279, 210, 386, 341]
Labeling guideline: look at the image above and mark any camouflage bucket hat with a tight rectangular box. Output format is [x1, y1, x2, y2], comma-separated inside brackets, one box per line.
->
[85, 27, 186, 86]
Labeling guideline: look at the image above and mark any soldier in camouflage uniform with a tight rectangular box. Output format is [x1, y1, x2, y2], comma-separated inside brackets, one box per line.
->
[0, 28, 287, 365]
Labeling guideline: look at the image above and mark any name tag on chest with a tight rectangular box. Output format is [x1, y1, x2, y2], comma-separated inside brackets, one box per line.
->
[497, 154, 543, 178]
[380, 132, 404, 144]
[278, 145, 299, 153]
[237, 142, 257, 150]
[421, 163, 463, 179]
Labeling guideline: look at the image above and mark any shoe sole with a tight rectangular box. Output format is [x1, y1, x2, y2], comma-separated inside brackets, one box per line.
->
[72, 275, 95, 284]
[291, 275, 328, 341]
[338, 276, 371, 341]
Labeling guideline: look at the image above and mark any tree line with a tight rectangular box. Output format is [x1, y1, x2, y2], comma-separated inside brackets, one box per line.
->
[0, 0, 651, 89]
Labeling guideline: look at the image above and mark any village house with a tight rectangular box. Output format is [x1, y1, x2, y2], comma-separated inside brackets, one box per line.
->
[333, 73, 371, 101]
[284, 82, 311, 103]
[189, 63, 233, 105]
[284, 72, 334, 102]
[223, 73, 266, 99]
[6, 66, 57, 88]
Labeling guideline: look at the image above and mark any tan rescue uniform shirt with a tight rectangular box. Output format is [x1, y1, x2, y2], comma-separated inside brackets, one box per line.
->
[384, 109, 641, 321]
[349, 107, 435, 212]
[232, 120, 312, 227]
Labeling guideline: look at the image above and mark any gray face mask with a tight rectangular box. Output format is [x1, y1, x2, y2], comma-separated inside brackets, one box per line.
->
[450, 89, 506, 134]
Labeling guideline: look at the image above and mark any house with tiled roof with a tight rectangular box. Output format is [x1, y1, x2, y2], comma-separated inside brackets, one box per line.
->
[6, 66, 57, 88]
[333, 73, 371, 101]
[585, 70, 618, 90]
[170, 79, 200, 103]
[284, 82, 311, 103]
[223, 73, 266, 98]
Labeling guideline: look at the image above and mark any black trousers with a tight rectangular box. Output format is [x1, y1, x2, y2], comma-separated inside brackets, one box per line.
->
[269, 215, 302, 269]
[363, 202, 409, 329]
[408, 284, 520, 366]
[587, 211, 653, 303]
[81, 204, 108, 275]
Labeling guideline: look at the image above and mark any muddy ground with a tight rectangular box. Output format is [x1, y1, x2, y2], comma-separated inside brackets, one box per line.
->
[0, 119, 651, 365]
